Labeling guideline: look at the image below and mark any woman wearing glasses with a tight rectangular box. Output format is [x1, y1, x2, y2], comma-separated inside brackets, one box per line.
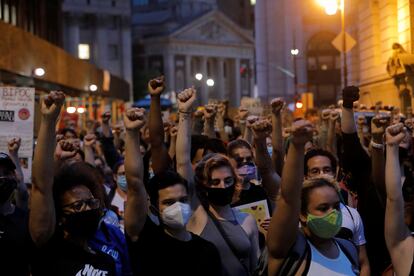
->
[29, 91, 131, 276]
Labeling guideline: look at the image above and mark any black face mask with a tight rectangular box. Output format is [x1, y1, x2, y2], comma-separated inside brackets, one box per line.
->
[62, 209, 102, 238]
[0, 177, 17, 204]
[206, 185, 235, 206]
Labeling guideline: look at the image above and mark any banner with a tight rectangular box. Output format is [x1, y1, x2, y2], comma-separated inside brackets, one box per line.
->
[0, 87, 35, 182]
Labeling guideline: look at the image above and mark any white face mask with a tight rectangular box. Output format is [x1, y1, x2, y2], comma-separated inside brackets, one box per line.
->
[161, 202, 192, 229]
[224, 125, 233, 135]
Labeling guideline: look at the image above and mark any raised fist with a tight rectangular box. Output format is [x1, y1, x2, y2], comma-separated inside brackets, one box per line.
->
[290, 120, 314, 146]
[8, 137, 21, 156]
[177, 87, 197, 113]
[41, 91, 65, 121]
[238, 107, 249, 121]
[330, 111, 340, 122]
[321, 109, 331, 121]
[371, 114, 390, 137]
[170, 125, 178, 137]
[124, 108, 146, 130]
[217, 102, 226, 117]
[203, 104, 217, 120]
[251, 119, 272, 140]
[84, 134, 97, 148]
[55, 139, 79, 160]
[270, 98, 285, 115]
[246, 115, 259, 128]
[342, 86, 360, 109]
[404, 118, 414, 131]
[148, 76, 165, 96]
[385, 123, 407, 146]
[101, 111, 111, 125]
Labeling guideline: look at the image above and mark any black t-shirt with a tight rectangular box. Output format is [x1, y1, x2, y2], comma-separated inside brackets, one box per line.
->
[128, 216, 222, 276]
[31, 233, 116, 276]
[0, 207, 32, 276]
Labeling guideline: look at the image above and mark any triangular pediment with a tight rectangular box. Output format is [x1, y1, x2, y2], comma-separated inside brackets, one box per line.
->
[170, 10, 254, 45]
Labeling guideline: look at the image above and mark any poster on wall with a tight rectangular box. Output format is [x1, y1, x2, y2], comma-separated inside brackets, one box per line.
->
[0, 87, 35, 183]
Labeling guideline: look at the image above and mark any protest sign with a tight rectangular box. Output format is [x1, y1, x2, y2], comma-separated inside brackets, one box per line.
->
[233, 200, 270, 233]
[0, 87, 35, 182]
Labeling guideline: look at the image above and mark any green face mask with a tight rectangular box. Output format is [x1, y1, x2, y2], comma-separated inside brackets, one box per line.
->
[307, 209, 342, 239]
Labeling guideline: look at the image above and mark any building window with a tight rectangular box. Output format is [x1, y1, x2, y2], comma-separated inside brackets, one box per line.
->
[78, 44, 90, 60]
[108, 44, 119, 60]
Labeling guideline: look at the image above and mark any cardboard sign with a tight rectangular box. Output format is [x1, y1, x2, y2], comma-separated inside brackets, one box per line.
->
[233, 199, 271, 233]
[0, 87, 35, 182]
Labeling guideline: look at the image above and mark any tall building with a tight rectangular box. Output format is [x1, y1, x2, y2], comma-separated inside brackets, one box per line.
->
[256, 0, 414, 109]
[0, 0, 130, 131]
[132, 0, 255, 106]
[62, 0, 133, 101]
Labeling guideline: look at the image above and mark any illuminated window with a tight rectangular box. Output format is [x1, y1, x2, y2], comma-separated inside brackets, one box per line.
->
[78, 44, 90, 60]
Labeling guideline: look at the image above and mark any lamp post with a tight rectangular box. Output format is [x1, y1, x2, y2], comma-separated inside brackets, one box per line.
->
[317, 0, 347, 86]
[290, 48, 299, 96]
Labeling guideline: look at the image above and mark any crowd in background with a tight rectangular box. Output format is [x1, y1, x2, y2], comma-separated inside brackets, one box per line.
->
[0, 76, 413, 275]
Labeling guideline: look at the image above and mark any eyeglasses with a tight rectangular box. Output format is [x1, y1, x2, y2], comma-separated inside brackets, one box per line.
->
[209, 177, 234, 187]
[62, 198, 100, 213]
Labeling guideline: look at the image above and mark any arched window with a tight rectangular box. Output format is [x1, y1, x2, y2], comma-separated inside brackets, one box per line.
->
[307, 32, 341, 106]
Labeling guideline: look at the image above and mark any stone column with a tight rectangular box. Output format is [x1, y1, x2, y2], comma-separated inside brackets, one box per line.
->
[217, 58, 225, 100]
[200, 56, 208, 104]
[163, 53, 175, 92]
[185, 55, 192, 88]
[234, 58, 241, 106]
[67, 13, 80, 57]
[249, 58, 255, 97]
[121, 16, 133, 102]
[96, 15, 108, 69]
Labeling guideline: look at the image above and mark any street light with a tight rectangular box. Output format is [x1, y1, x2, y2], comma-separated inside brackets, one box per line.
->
[33, 68, 45, 77]
[66, 106, 76, 114]
[316, 0, 347, 86]
[206, 79, 215, 87]
[195, 73, 203, 81]
[291, 48, 299, 95]
[89, 84, 98, 92]
[290, 49, 299, 56]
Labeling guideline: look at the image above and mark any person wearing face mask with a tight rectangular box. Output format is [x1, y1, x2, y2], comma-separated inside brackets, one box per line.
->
[111, 160, 127, 221]
[304, 148, 370, 275]
[267, 120, 360, 275]
[0, 152, 32, 276]
[172, 88, 260, 276]
[30, 91, 131, 276]
[227, 139, 278, 211]
[122, 107, 221, 276]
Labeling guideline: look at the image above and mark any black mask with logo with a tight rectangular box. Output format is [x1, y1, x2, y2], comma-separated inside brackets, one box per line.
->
[0, 177, 17, 204]
[62, 209, 102, 238]
[206, 185, 235, 206]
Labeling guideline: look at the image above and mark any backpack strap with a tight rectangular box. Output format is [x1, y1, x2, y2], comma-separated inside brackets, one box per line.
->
[335, 237, 360, 275]
[278, 231, 310, 276]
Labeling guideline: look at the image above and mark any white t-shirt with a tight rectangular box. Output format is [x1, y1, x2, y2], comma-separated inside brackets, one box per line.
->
[340, 203, 366, 246]
[307, 241, 357, 275]
[111, 191, 125, 217]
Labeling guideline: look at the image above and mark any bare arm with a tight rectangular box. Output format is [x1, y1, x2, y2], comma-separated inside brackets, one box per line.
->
[358, 245, 371, 276]
[8, 138, 28, 210]
[203, 105, 217, 139]
[244, 116, 258, 146]
[327, 111, 339, 158]
[385, 124, 411, 248]
[168, 126, 177, 160]
[267, 120, 313, 260]
[216, 103, 229, 142]
[30, 91, 65, 246]
[252, 120, 280, 205]
[270, 98, 285, 175]
[123, 108, 148, 242]
[341, 86, 359, 134]
[176, 88, 197, 201]
[83, 134, 97, 166]
[148, 76, 172, 174]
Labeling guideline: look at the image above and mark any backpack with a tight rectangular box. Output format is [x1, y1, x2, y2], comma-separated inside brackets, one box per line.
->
[253, 231, 360, 276]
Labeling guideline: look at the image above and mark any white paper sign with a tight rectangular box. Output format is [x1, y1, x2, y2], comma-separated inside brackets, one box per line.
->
[0, 87, 35, 182]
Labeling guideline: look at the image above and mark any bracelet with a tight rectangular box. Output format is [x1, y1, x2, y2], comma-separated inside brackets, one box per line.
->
[370, 140, 384, 149]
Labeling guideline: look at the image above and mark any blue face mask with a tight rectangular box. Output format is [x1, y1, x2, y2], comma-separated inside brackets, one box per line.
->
[267, 146, 273, 157]
[117, 175, 127, 192]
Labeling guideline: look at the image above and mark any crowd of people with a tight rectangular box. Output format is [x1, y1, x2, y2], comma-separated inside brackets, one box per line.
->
[0, 76, 413, 275]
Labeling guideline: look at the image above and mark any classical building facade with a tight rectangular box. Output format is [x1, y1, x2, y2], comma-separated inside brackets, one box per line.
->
[132, 0, 255, 106]
[62, 0, 133, 101]
[256, 0, 414, 109]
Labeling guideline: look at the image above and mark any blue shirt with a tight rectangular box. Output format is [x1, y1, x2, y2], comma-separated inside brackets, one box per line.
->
[89, 222, 132, 276]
